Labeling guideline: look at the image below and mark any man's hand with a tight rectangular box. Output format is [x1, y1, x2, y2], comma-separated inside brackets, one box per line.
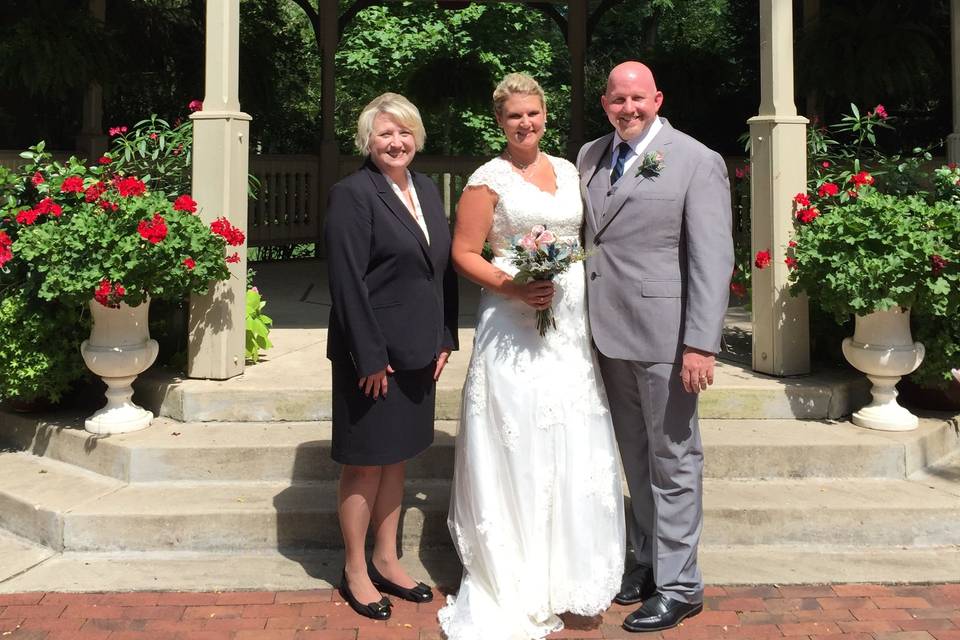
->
[359, 365, 394, 399]
[434, 349, 452, 381]
[681, 346, 716, 394]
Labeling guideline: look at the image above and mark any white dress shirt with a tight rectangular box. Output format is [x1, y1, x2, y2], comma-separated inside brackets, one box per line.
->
[385, 170, 429, 245]
[610, 116, 665, 179]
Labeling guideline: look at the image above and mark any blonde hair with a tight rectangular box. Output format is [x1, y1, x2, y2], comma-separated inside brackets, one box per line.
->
[355, 93, 426, 156]
[492, 72, 546, 116]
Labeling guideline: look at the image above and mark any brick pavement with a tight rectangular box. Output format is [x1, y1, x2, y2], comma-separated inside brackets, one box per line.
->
[0, 584, 958, 639]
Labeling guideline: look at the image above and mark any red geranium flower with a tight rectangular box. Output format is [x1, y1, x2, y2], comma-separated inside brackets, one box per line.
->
[730, 281, 746, 297]
[115, 176, 147, 198]
[15, 208, 39, 225]
[849, 171, 875, 187]
[788, 240, 798, 248]
[210, 217, 245, 246]
[784, 256, 798, 270]
[793, 192, 811, 207]
[796, 207, 820, 223]
[754, 250, 772, 269]
[98, 200, 119, 212]
[31, 172, 44, 186]
[35, 197, 62, 217]
[98, 155, 112, 165]
[226, 252, 240, 264]
[183, 257, 196, 270]
[173, 194, 198, 213]
[816, 182, 839, 197]
[85, 181, 106, 203]
[61, 176, 85, 193]
[137, 213, 168, 244]
[188, 99, 203, 112]
[94, 279, 126, 308]
[0, 230, 12, 268]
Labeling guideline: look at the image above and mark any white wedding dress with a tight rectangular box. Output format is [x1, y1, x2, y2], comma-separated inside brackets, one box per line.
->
[438, 155, 625, 640]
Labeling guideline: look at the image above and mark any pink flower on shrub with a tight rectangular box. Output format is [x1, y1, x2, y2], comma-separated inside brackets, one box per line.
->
[115, 176, 146, 198]
[188, 100, 203, 112]
[754, 250, 771, 269]
[149, 133, 158, 140]
[137, 213, 168, 244]
[31, 172, 44, 186]
[173, 194, 197, 213]
[61, 176, 85, 193]
[821, 161, 831, 168]
[108, 126, 128, 137]
[931, 255, 949, 276]
[871, 104, 888, 119]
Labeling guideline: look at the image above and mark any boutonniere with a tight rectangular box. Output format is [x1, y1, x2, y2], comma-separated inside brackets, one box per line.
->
[636, 150, 665, 178]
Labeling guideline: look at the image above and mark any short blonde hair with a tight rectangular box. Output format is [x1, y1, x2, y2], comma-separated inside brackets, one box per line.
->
[492, 72, 546, 116]
[355, 93, 426, 156]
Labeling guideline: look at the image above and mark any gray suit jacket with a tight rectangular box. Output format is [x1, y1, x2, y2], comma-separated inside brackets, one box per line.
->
[578, 118, 734, 364]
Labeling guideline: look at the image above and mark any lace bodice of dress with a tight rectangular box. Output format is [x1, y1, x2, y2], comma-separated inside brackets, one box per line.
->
[465, 155, 582, 255]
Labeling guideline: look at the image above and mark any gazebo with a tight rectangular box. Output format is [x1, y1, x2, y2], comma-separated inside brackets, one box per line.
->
[75, 0, 960, 381]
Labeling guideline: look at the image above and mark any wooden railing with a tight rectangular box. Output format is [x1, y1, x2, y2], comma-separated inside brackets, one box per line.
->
[248, 154, 322, 248]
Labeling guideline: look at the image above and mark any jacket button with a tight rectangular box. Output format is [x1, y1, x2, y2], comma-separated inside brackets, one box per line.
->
[590, 272, 598, 281]
[426, 274, 434, 281]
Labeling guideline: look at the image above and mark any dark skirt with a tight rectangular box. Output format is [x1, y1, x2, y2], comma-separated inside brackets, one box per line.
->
[330, 358, 436, 465]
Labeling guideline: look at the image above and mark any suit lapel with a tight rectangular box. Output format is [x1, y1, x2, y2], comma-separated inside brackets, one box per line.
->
[581, 133, 613, 233]
[414, 171, 447, 271]
[595, 120, 674, 241]
[365, 162, 433, 268]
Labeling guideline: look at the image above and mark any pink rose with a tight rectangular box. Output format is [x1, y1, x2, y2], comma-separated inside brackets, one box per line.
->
[519, 234, 538, 252]
[536, 230, 556, 246]
[530, 224, 545, 236]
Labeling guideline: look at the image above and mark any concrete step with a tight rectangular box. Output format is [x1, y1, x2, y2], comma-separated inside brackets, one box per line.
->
[2, 413, 955, 483]
[5, 544, 960, 592]
[2, 450, 959, 553]
[136, 357, 871, 423]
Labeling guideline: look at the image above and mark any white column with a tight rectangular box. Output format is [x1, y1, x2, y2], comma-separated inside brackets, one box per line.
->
[317, 0, 339, 259]
[187, 0, 252, 380]
[747, 0, 810, 376]
[76, 0, 108, 161]
[566, 0, 586, 159]
[949, 0, 960, 163]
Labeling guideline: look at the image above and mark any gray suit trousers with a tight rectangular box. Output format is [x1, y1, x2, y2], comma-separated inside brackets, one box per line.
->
[597, 353, 704, 605]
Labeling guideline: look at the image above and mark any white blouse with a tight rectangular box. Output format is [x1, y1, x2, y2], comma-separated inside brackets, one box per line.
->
[384, 170, 430, 245]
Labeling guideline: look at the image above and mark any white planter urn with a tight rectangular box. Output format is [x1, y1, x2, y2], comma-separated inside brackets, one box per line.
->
[80, 299, 159, 435]
[841, 307, 925, 431]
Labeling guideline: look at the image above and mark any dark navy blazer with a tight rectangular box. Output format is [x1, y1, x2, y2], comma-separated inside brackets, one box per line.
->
[325, 159, 459, 377]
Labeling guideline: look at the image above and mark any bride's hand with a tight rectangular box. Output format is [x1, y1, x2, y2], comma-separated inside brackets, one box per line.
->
[503, 278, 555, 310]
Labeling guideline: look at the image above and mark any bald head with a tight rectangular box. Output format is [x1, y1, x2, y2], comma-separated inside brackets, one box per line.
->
[601, 61, 663, 141]
[606, 61, 658, 96]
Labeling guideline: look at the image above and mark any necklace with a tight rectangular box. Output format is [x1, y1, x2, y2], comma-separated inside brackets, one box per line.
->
[505, 149, 540, 175]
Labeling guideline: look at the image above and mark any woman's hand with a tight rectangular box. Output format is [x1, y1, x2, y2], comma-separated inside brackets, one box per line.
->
[503, 278, 555, 310]
[359, 365, 395, 399]
[434, 349, 452, 381]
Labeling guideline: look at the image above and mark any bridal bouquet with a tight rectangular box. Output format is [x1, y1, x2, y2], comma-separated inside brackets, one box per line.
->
[508, 224, 586, 336]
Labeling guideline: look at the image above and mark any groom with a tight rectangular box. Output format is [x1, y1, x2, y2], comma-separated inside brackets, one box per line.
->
[578, 61, 733, 632]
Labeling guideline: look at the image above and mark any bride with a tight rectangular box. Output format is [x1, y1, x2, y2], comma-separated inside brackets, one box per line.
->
[438, 73, 625, 639]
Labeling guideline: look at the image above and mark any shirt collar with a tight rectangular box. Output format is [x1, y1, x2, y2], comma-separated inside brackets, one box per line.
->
[613, 116, 664, 157]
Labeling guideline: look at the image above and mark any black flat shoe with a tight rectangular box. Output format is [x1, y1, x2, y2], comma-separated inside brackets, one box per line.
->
[339, 570, 392, 620]
[614, 564, 657, 605]
[367, 560, 434, 603]
[623, 593, 702, 632]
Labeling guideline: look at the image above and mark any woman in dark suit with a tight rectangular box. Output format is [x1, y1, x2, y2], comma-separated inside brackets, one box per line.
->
[325, 92, 458, 621]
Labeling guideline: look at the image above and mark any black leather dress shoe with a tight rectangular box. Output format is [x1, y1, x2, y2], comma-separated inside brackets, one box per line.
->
[367, 560, 434, 603]
[614, 564, 657, 605]
[339, 570, 392, 620]
[623, 594, 702, 632]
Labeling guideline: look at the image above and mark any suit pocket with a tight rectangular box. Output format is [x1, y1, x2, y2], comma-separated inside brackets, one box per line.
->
[641, 279, 682, 298]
